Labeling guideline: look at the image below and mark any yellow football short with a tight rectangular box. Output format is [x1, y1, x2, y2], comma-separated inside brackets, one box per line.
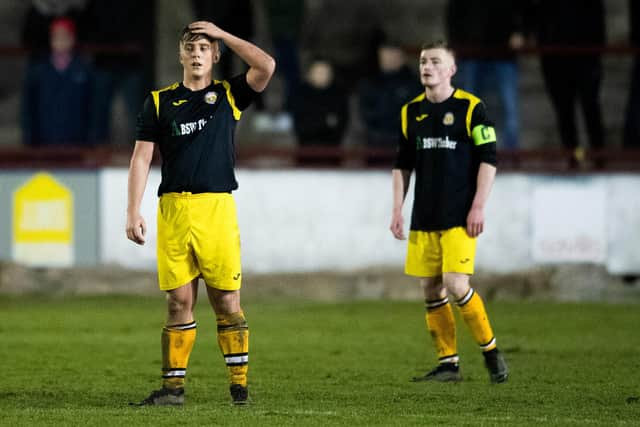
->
[405, 226, 476, 277]
[157, 192, 242, 291]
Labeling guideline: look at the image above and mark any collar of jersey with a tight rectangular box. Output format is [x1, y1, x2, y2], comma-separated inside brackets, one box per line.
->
[179, 81, 217, 93]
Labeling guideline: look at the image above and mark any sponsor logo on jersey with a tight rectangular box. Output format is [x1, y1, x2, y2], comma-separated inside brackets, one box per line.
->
[443, 112, 455, 125]
[204, 91, 218, 104]
[416, 136, 457, 150]
[172, 99, 188, 106]
[416, 114, 429, 122]
[170, 118, 209, 136]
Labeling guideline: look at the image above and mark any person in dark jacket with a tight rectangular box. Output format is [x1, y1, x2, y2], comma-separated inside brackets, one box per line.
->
[358, 39, 423, 165]
[22, 17, 93, 146]
[265, 0, 304, 112]
[531, 0, 606, 166]
[291, 59, 349, 166]
[83, 0, 155, 144]
[302, 0, 379, 94]
[446, 0, 526, 149]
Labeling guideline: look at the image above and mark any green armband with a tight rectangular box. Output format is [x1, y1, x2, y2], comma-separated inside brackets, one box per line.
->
[471, 125, 497, 146]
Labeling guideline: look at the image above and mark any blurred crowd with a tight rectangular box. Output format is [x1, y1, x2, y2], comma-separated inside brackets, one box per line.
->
[16, 0, 640, 168]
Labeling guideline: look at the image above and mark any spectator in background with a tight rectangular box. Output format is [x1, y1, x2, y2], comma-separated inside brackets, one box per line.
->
[446, 0, 525, 150]
[302, 0, 379, 93]
[21, 0, 87, 56]
[530, 0, 605, 167]
[22, 17, 93, 146]
[291, 59, 349, 165]
[624, 0, 640, 148]
[83, 0, 155, 145]
[358, 37, 422, 166]
[265, 0, 304, 112]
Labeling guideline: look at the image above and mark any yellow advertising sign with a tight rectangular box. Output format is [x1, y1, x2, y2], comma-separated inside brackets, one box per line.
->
[12, 172, 74, 266]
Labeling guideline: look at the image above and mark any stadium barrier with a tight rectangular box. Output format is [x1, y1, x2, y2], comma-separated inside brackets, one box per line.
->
[0, 157, 639, 276]
[1, 145, 640, 171]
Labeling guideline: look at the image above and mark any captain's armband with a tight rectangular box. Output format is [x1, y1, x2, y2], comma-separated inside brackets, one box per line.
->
[471, 124, 497, 146]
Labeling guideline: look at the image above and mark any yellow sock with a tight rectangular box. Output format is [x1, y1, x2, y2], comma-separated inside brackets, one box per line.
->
[456, 288, 497, 352]
[161, 321, 197, 389]
[217, 311, 249, 386]
[425, 297, 458, 364]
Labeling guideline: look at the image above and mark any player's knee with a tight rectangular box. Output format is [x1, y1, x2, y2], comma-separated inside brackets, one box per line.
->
[421, 276, 445, 300]
[443, 274, 471, 300]
[208, 288, 240, 314]
[424, 286, 446, 301]
[167, 297, 191, 318]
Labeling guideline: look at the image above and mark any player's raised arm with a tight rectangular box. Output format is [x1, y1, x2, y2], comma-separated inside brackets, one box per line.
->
[188, 21, 275, 92]
[126, 140, 154, 245]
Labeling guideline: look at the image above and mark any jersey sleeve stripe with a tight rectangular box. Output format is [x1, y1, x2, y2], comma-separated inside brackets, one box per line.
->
[151, 91, 160, 118]
[401, 92, 426, 139]
[401, 103, 409, 139]
[150, 82, 180, 119]
[453, 89, 481, 137]
[217, 80, 242, 121]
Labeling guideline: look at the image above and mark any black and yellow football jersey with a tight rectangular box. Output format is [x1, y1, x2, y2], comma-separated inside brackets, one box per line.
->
[136, 73, 257, 196]
[394, 89, 497, 231]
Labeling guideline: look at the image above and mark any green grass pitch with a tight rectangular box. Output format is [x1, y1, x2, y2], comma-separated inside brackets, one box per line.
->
[1, 295, 639, 426]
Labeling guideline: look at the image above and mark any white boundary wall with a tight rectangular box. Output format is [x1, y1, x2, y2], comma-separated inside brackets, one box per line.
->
[100, 169, 640, 275]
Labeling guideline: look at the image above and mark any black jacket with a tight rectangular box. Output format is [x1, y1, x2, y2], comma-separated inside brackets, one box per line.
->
[446, 0, 526, 59]
[291, 83, 349, 146]
[530, 0, 605, 46]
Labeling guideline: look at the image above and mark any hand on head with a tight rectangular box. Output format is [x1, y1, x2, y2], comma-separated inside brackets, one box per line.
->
[188, 21, 226, 40]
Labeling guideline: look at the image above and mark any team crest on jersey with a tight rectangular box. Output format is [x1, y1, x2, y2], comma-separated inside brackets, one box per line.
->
[204, 91, 218, 104]
[443, 112, 455, 126]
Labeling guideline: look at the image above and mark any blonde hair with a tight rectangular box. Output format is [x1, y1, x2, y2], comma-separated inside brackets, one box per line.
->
[421, 40, 455, 61]
[179, 26, 215, 44]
